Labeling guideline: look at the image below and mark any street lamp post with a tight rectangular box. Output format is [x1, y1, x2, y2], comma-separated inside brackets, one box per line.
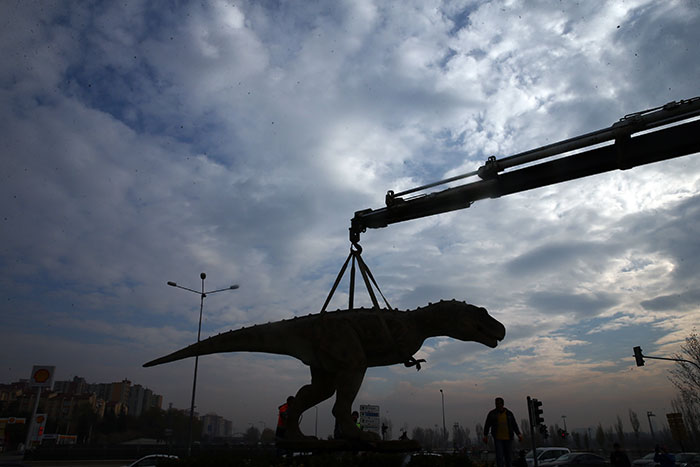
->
[167, 273, 239, 456]
[440, 389, 446, 446]
[647, 411, 656, 439]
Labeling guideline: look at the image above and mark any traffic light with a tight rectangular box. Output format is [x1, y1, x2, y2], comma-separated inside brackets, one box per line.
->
[633, 346, 645, 366]
[532, 398, 544, 425]
[539, 424, 549, 439]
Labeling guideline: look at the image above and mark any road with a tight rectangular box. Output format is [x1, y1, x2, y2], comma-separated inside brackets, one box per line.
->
[1, 457, 127, 467]
[26, 463, 125, 467]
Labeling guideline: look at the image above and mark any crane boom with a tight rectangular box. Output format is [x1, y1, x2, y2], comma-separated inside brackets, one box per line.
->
[350, 97, 700, 244]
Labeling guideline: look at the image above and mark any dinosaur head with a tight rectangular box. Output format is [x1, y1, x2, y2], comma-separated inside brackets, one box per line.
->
[422, 300, 505, 347]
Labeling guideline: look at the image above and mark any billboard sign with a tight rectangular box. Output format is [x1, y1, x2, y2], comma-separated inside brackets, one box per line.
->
[667, 412, 687, 441]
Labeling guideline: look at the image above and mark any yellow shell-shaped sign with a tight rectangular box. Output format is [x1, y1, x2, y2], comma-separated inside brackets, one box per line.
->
[33, 368, 50, 383]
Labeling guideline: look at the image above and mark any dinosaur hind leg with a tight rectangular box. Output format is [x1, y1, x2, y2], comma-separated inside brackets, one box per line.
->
[332, 367, 378, 440]
[285, 366, 335, 440]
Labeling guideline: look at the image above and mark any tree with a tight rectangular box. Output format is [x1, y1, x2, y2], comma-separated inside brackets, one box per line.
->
[669, 330, 700, 405]
[475, 422, 484, 446]
[260, 427, 276, 444]
[381, 416, 393, 441]
[629, 409, 641, 448]
[521, 418, 531, 446]
[573, 431, 581, 450]
[244, 425, 260, 445]
[411, 426, 439, 450]
[671, 394, 700, 450]
[669, 329, 700, 450]
[452, 423, 470, 449]
[615, 415, 625, 445]
[550, 423, 562, 446]
[605, 425, 615, 448]
[73, 404, 99, 444]
[595, 423, 606, 450]
[412, 427, 425, 447]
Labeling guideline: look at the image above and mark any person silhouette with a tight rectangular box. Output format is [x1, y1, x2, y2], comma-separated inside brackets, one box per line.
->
[483, 397, 523, 467]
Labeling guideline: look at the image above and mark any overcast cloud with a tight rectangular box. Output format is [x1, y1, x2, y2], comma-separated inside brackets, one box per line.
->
[1, 0, 699, 438]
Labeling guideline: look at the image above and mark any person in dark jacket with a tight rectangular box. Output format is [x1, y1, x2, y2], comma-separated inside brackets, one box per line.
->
[483, 397, 523, 467]
[610, 443, 631, 467]
[654, 444, 675, 467]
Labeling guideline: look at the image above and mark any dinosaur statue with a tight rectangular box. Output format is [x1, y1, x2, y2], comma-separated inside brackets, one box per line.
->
[144, 300, 505, 440]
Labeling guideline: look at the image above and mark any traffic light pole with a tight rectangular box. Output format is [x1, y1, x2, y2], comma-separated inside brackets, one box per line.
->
[633, 346, 700, 369]
[527, 396, 539, 467]
[645, 355, 699, 369]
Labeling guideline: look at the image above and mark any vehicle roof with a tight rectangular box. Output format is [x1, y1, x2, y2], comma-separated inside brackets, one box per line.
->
[529, 448, 571, 453]
[527, 447, 571, 456]
[560, 452, 603, 458]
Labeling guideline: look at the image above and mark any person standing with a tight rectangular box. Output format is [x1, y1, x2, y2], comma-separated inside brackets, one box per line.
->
[611, 443, 631, 467]
[276, 396, 295, 439]
[483, 397, 523, 467]
[654, 444, 675, 467]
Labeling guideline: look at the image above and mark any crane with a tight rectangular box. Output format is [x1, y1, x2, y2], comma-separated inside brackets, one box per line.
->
[349, 97, 700, 245]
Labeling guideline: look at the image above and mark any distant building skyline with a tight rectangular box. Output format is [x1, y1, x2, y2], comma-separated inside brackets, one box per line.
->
[50, 375, 163, 418]
[1, 374, 240, 439]
[201, 412, 233, 439]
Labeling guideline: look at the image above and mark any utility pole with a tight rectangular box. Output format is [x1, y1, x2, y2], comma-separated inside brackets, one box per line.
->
[647, 411, 656, 439]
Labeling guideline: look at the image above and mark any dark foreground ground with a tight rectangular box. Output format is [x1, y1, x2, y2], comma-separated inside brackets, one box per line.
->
[1, 444, 473, 467]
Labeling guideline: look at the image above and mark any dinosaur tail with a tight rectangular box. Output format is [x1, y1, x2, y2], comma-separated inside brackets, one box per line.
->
[143, 324, 293, 367]
[143, 342, 201, 367]
[143, 329, 244, 367]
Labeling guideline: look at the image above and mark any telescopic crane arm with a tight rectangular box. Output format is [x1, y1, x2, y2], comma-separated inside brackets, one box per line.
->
[350, 97, 700, 244]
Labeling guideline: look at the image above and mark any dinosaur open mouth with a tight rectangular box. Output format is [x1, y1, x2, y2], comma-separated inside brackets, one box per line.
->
[480, 322, 506, 348]
[481, 337, 500, 348]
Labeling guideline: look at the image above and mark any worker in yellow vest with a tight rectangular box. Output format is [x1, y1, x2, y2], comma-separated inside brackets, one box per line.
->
[483, 397, 523, 467]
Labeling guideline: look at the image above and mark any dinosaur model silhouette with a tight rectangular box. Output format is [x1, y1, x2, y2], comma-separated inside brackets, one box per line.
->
[144, 299, 505, 440]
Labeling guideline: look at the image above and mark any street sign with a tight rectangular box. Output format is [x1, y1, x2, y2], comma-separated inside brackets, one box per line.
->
[29, 414, 47, 444]
[359, 404, 381, 435]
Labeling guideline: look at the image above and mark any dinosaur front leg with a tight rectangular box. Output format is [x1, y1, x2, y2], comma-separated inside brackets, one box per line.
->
[332, 367, 379, 441]
[285, 366, 336, 440]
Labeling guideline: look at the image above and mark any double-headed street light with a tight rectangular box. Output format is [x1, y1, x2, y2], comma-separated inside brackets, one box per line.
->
[167, 273, 239, 456]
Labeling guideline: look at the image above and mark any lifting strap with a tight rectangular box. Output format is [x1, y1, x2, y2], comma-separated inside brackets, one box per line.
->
[320, 243, 393, 313]
[319, 244, 424, 371]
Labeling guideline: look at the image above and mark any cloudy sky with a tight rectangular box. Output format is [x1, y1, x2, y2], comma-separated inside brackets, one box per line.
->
[2, 0, 699, 439]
